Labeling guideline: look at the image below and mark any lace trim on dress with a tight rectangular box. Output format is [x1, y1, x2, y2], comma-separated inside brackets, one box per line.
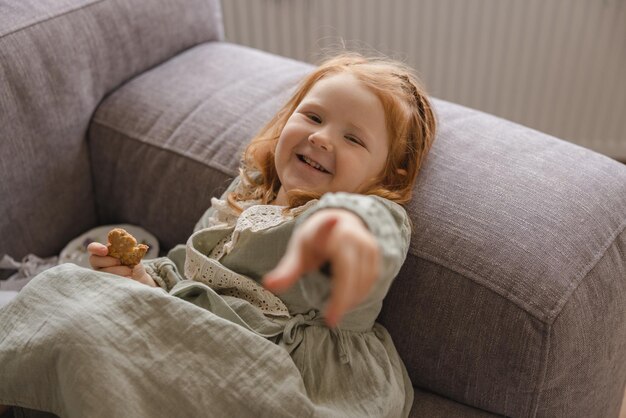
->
[190, 197, 318, 318]
[209, 198, 317, 258]
[185, 247, 291, 317]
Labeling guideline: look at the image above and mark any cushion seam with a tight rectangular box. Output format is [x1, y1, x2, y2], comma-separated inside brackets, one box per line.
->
[0, 0, 106, 39]
[411, 250, 552, 323]
[89, 118, 237, 178]
[530, 320, 551, 417]
[531, 222, 626, 416]
[411, 216, 626, 324]
[546, 217, 626, 323]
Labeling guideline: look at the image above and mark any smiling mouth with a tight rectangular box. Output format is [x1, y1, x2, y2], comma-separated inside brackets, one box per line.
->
[297, 154, 331, 174]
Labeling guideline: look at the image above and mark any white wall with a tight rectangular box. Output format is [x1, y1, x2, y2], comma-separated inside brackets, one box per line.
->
[221, 0, 626, 161]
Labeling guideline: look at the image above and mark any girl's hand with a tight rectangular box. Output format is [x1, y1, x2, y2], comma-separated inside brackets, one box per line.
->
[262, 209, 380, 328]
[87, 242, 157, 287]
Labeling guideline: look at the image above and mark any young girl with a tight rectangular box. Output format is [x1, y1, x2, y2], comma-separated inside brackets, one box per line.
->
[0, 53, 436, 418]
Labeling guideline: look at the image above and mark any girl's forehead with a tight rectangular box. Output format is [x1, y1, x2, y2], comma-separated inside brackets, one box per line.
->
[309, 72, 361, 93]
[302, 73, 378, 108]
[300, 73, 389, 145]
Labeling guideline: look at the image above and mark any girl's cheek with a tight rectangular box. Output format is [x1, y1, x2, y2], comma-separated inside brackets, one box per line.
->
[280, 124, 300, 140]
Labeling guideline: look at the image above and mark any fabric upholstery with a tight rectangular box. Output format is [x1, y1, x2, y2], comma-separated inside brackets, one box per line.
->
[89, 42, 626, 416]
[89, 42, 312, 251]
[536, 231, 626, 416]
[411, 387, 502, 417]
[380, 100, 626, 416]
[0, 0, 223, 260]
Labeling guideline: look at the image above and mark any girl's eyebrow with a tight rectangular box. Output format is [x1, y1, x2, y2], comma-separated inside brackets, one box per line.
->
[299, 100, 323, 110]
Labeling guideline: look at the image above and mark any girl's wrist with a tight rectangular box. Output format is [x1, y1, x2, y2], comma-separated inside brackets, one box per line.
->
[316, 208, 366, 228]
[140, 272, 158, 287]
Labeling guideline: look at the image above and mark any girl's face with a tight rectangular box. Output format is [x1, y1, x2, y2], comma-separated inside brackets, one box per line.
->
[273, 73, 389, 205]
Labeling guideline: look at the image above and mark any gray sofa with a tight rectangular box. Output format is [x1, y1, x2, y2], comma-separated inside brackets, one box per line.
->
[1, 0, 625, 417]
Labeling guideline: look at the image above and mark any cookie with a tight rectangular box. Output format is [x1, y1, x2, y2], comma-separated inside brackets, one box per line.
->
[106, 228, 149, 267]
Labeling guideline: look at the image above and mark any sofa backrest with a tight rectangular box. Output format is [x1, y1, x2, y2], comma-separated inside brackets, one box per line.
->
[0, 0, 223, 259]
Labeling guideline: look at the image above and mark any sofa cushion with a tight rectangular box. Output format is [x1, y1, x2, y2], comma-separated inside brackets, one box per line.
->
[385, 101, 626, 416]
[89, 42, 626, 417]
[411, 387, 501, 417]
[89, 42, 312, 251]
[0, 0, 223, 260]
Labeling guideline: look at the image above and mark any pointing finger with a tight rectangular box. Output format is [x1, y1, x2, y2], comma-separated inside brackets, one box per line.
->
[307, 214, 339, 249]
[263, 213, 338, 293]
[324, 245, 358, 328]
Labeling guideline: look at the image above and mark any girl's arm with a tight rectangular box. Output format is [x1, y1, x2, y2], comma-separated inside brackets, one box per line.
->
[263, 193, 411, 328]
[263, 208, 378, 328]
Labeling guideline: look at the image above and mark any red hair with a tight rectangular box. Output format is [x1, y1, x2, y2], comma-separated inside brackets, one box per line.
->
[229, 52, 437, 211]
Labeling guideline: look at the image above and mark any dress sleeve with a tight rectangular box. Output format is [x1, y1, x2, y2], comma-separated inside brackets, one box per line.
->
[294, 192, 411, 312]
[142, 253, 184, 292]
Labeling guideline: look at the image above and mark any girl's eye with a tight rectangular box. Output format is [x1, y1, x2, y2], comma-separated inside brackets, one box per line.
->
[307, 114, 322, 123]
[345, 135, 363, 146]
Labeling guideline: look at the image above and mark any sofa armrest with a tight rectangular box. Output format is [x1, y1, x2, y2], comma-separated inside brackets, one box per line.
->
[379, 100, 626, 417]
[0, 0, 223, 259]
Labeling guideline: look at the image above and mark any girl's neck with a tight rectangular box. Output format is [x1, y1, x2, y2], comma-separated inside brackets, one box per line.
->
[272, 188, 289, 206]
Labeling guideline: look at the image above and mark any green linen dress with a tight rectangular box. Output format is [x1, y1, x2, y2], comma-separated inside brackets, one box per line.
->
[0, 177, 414, 418]
[144, 177, 415, 417]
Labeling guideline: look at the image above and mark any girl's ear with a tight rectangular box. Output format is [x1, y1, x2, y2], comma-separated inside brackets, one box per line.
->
[396, 168, 407, 176]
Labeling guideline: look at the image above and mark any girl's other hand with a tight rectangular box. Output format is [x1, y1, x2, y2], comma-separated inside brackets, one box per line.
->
[262, 209, 380, 328]
[87, 242, 157, 287]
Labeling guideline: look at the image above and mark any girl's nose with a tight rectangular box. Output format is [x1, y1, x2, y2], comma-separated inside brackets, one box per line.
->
[308, 131, 333, 152]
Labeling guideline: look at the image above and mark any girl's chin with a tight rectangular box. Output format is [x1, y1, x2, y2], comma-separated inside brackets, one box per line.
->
[284, 172, 332, 189]
[283, 183, 324, 194]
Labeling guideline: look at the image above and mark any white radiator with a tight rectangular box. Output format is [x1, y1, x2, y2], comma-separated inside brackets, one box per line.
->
[221, 0, 626, 161]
